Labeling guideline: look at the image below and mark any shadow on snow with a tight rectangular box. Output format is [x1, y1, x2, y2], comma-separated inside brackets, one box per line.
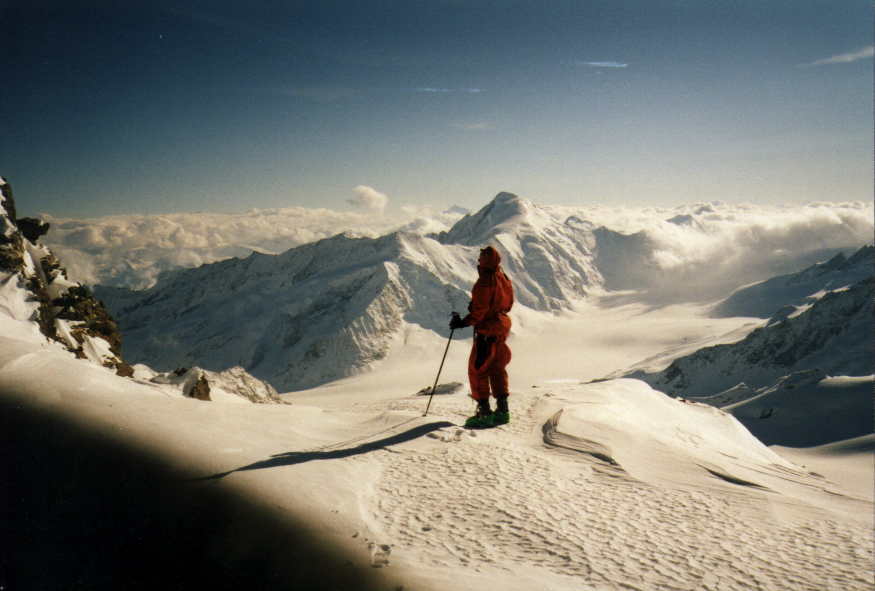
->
[200, 420, 455, 480]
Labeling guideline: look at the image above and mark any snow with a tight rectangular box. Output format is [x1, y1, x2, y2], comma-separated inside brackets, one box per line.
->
[3, 286, 872, 590]
[0, 272, 41, 341]
[3, 192, 872, 590]
[629, 275, 874, 400]
[772, 434, 875, 501]
[712, 245, 873, 318]
[726, 373, 875, 447]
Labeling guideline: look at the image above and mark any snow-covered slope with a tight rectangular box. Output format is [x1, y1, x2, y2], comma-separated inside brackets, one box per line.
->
[96, 192, 874, 393]
[712, 244, 873, 318]
[0, 178, 283, 405]
[3, 217, 871, 589]
[40, 205, 469, 289]
[5, 335, 871, 590]
[98, 231, 475, 391]
[0, 177, 129, 374]
[724, 374, 873, 447]
[629, 276, 873, 398]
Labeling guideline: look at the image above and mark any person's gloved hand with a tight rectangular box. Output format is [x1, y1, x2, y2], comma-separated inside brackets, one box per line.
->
[449, 313, 466, 330]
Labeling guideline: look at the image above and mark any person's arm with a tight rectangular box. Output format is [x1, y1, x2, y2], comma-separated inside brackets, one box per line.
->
[462, 281, 493, 327]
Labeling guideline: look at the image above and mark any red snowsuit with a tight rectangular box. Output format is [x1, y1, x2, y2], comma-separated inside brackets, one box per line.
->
[461, 247, 514, 401]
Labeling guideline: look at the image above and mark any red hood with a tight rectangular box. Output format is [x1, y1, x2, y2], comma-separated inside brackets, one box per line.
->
[478, 246, 501, 271]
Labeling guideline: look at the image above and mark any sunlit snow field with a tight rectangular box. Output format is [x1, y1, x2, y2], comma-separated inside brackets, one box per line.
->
[3, 289, 871, 591]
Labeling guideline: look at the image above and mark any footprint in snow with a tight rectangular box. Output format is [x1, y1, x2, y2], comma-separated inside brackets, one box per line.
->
[427, 428, 471, 443]
[368, 542, 391, 568]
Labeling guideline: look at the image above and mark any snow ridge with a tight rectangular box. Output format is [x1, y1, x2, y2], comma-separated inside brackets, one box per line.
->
[99, 231, 474, 390]
[433, 192, 603, 309]
[712, 244, 874, 318]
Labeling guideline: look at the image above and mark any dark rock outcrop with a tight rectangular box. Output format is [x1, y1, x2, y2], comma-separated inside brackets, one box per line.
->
[0, 180, 25, 273]
[17, 217, 51, 242]
[188, 374, 212, 401]
[0, 177, 130, 376]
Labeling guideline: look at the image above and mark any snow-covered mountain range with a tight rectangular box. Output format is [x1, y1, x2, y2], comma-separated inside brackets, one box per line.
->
[97, 193, 608, 390]
[4, 179, 872, 590]
[615, 244, 873, 445]
[97, 192, 873, 392]
[712, 245, 874, 318]
[626, 247, 873, 398]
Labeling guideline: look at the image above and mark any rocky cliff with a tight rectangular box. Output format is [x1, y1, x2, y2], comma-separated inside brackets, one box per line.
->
[0, 178, 132, 376]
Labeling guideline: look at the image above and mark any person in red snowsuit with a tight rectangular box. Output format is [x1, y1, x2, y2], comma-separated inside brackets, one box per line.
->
[450, 246, 514, 427]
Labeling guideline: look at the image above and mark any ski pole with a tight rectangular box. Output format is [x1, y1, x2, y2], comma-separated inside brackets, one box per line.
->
[423, 327, 455, 417]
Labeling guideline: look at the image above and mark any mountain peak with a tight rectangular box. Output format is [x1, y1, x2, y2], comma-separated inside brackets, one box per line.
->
[434, 192, 532, 246]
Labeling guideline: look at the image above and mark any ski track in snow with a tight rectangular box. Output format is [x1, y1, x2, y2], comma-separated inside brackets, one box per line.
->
[355, 392, 873, 591]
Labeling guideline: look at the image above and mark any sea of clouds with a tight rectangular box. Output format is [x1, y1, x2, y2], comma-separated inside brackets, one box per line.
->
[41, 196, 872, 299]
[42, 202, 464, 289]
[554, 200, 873, 302]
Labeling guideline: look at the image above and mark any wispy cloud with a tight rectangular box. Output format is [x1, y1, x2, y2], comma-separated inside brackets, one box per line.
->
[579, 61, 628, 69]
[801, 45, 874, 67]
[451, 122, 494, 132]
[413, 87, 484, 94]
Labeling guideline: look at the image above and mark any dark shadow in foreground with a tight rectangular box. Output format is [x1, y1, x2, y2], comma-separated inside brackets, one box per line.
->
[201, 420, 455, 480]
[0, 398, 394, 591]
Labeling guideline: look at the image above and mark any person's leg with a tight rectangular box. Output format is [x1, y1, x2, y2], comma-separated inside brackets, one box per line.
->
[466, 337, 496, 427]
[488, 342, 511, 423]
[467, 338, 492, 406]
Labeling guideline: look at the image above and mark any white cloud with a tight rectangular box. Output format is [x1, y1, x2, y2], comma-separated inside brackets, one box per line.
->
[452, 122, 494, 131]
[42, 204, 427, 289]
[579, 61, 628, 68]
[548, 200, 873, 301]
[41, 199, 872, 301]
[802, 45, 874, 67]
[348, 185, 389, 213]
[413, 87, 484, 94]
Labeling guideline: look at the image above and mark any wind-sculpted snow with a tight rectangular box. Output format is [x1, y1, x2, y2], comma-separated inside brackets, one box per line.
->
[2, 267, 872, 590]
[368, 380, 873, 591]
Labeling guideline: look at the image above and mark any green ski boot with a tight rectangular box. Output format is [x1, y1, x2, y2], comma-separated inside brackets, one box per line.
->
[465, 400, 494, 428]
[493, 395, 510, 425]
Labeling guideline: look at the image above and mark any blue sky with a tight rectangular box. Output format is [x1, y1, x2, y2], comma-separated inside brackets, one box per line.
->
[3, 1, 872, 217]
